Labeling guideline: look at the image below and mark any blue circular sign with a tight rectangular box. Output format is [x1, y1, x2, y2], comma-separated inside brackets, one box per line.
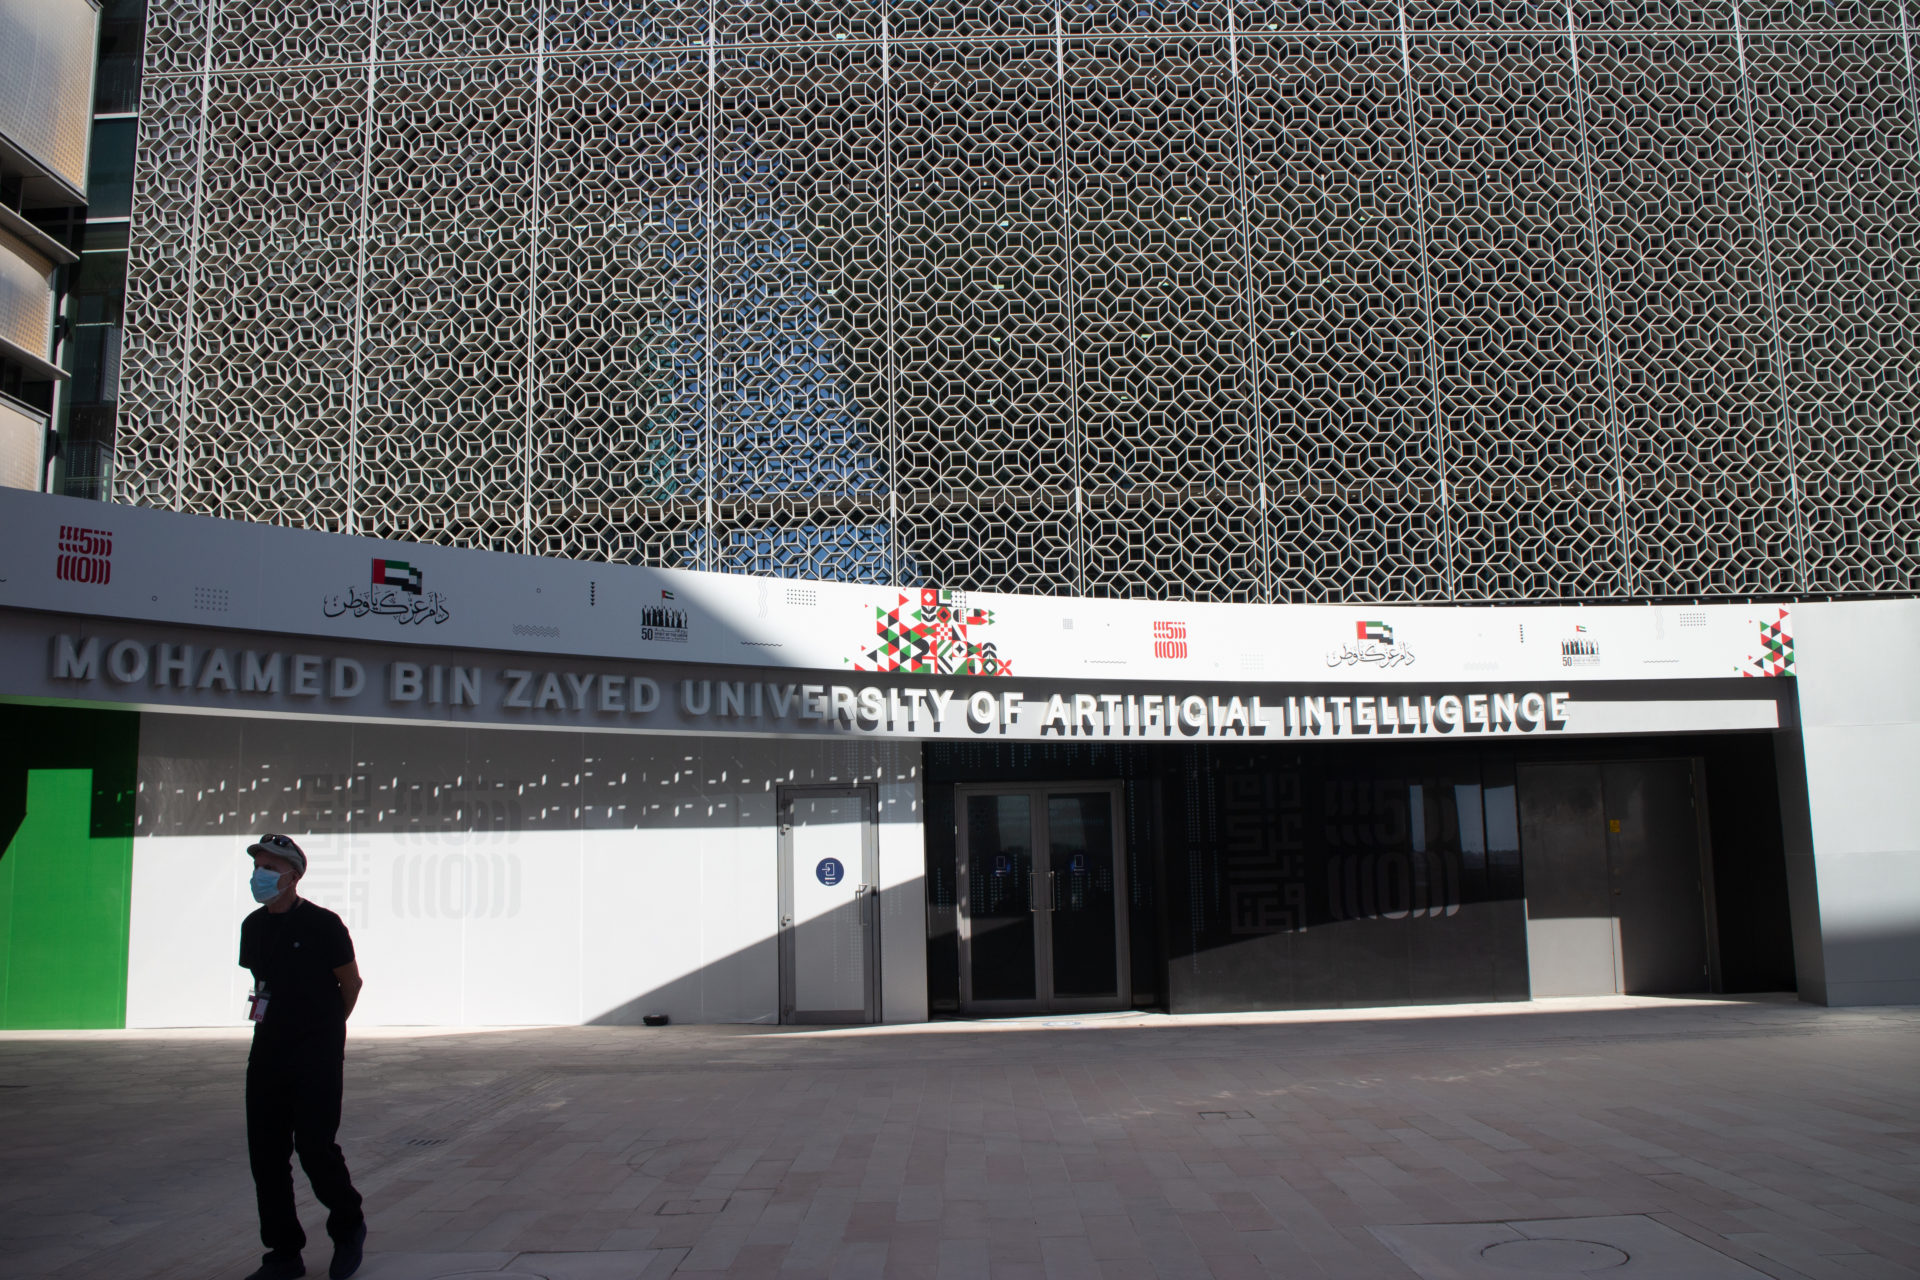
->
[815, 857, 845, 887]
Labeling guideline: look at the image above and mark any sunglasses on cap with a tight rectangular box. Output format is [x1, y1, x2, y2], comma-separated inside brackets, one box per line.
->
[258, 834, 297, 849]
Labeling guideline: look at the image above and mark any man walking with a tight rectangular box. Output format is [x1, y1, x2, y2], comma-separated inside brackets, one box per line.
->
[240, 834, 367, 1280]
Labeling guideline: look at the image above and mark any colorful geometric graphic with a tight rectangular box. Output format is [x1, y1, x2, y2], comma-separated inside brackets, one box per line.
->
[1742, 609, 1794, 677]
[853, 588, 1009, 676]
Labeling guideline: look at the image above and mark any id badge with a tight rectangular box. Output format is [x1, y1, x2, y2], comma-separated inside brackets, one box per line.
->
[247, 984, 269, 1023]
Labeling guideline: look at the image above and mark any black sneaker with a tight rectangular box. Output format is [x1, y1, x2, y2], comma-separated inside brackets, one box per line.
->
[243, 1253, 304, 1280]
[328, 1222, 366, 1280]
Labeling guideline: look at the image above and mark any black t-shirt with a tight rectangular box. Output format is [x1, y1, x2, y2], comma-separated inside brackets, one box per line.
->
[239, 900, 355, 1060]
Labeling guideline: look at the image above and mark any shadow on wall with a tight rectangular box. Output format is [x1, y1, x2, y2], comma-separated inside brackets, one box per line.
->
[586, 879, 921, 1026]
[125, 712, 922, 1028]
[135, 712, 918, 840]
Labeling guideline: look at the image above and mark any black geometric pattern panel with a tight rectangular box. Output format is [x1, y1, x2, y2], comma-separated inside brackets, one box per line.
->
[181, 69, 363, 532]
[1583, 35, 1797, 596]
[708, 43, 894, 581]
[359, 58, 535, 554]
[891, 41, 1078, 595]
[118, 1, 1920, 602]
[1242, 36, 1445, 603]
[534, 51, 709, 568]
[1749, 33, 1920, 592]
[1070, 38, 1261, 602]
[1415, 35, 1624, 600]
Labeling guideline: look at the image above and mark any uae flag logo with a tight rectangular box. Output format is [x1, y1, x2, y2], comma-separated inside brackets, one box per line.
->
[372, 558, 422, 595]
[1356, 620, 1393, 644]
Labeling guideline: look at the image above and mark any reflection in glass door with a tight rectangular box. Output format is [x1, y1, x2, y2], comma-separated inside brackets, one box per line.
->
[964, 792, 1036, 1002]
[956, 784, 1129, 1014]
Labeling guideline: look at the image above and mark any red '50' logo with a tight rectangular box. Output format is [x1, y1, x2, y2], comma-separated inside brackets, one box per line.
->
[56, 525, 112, 584]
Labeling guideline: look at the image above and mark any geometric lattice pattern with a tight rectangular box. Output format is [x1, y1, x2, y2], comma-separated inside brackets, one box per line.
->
[118, 1, 1920, 601]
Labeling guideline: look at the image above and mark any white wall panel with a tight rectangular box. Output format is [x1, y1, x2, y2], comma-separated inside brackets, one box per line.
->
[878, 775, 929, 1023]
[579, 827, 728, 1025]
[1792, 601, 1920, 1006]
[128, 715, 923, 1028]
[352, 836, 468, 1026]
[462, 831, 583, 1026]
[125, 835, 250, 1028]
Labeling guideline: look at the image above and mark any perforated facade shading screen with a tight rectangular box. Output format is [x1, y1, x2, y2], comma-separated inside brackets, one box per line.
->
[0, 0, 99, 197]
[117, 2, 1920, 600]
[0, 226, 56, 361]
[0, 396, 46, 490]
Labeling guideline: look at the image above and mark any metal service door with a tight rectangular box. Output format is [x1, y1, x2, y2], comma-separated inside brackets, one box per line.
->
[1517, 760, 1712, 997]
[956, 783, 1129, 1015]
[778, 786, 879, 1024]
[1604, 760, 1711, 994]
[1517, 763, 1620, 997]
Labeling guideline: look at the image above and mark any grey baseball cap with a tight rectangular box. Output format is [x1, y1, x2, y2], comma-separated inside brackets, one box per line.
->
[246, 833, 307, 876]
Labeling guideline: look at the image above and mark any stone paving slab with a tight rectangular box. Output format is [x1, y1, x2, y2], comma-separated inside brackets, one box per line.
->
[1, 996, 1917, 1279]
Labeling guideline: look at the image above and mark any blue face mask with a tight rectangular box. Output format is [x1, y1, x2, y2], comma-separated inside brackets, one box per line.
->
[250, 867, 287, 904]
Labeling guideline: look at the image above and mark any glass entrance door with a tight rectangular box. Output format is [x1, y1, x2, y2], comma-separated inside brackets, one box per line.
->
[956, 784, 1129, 1014]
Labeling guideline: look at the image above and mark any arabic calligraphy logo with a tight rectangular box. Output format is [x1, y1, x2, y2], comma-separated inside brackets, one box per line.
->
[1327, 620, 1415, 670]
[322, 559, 451, 626]
[56, 525, 113, 585]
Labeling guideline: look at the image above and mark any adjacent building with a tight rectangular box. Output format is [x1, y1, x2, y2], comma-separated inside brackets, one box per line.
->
[0, 0, 100, 491]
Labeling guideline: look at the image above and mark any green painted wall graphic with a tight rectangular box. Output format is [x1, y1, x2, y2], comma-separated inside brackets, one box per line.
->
[0, 706, 139, 1029]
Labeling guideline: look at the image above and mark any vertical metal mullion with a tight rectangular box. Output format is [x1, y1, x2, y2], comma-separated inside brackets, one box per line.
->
[1055, 7, 1085, 597]
[1565, 2, 1631, 596]
[1731, 0, 1807, 591]
[1905, 5, 1920, 170]
[523, 1, 546, 556]
[703, 14, 719, 572]
[1227, 14, 1271, 604]
[175, 4, 219, 510]
[346, 2, 378, 537]
[1398, 6, 1453, 601]
[882, 19, 900, 586]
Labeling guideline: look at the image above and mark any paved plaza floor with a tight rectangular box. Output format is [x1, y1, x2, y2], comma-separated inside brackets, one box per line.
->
[3, 996, 1918, 1279]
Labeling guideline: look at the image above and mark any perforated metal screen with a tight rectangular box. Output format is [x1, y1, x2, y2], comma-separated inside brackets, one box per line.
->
[118, 1, 1919, 600]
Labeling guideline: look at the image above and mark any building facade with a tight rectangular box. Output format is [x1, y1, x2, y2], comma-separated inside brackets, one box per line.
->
[0, 0, 1915, 1029]
[113, 0, 1918, 598]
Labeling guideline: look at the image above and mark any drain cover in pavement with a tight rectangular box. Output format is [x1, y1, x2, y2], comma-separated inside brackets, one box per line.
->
[1372, 1214, 1769, 1278]
[1482, 1238, 1629, 1272]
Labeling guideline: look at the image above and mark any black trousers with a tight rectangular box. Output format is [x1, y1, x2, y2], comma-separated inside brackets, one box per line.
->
[245, 1051, 364, 1256]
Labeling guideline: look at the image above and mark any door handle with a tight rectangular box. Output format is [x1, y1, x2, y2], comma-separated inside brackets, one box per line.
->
[1031, 870, 1055, 912]
[856, 884, 872, 927]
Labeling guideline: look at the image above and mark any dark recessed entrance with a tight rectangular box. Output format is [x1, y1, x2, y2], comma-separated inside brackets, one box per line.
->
[924, 734, 1798, 1016]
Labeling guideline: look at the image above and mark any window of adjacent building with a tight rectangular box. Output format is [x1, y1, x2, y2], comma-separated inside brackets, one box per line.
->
[94, 0, 147, 117]
[85, 120, 136, 221]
